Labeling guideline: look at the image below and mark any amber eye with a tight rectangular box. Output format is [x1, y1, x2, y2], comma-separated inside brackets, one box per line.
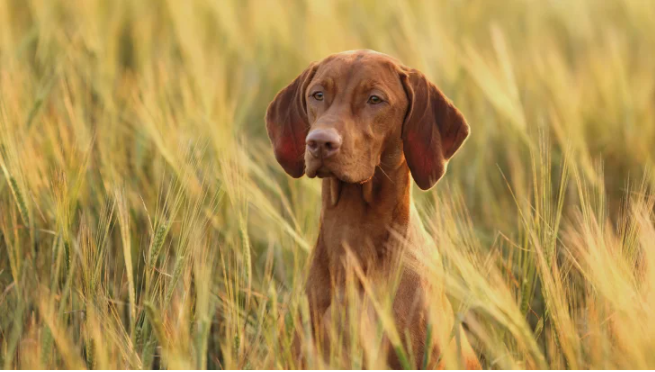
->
[367, 95, 382, 104]
[312, 92, 324, 101]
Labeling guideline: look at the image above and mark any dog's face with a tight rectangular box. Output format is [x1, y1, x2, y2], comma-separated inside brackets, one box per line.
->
[303, 51, 409, 184]
[266, 50, 469, 190]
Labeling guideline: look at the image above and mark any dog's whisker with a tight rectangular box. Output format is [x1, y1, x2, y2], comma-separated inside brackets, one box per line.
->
[377, 165, 395, 184]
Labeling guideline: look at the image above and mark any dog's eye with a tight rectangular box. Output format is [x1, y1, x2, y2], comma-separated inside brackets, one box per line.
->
[367, 95, 382, 105]
[312, 92, 324, 101]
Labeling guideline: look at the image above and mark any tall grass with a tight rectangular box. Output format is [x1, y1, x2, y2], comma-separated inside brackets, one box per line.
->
[1, 0, 654, 369]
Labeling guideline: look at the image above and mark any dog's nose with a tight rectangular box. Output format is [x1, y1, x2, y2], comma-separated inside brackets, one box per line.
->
[306, 129, 342, 159]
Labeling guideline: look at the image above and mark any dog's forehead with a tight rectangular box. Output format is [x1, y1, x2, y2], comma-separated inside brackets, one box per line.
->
[313, 50, 401, 86]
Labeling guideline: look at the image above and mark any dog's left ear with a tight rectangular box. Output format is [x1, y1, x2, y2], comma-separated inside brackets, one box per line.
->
[399, 68, 470, 190]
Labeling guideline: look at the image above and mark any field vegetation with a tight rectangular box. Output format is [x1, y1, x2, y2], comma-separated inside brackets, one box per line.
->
[1, 0, 655, 369]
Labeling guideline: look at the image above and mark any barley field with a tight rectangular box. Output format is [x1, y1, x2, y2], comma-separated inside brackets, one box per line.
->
[1, 0, 655, 369]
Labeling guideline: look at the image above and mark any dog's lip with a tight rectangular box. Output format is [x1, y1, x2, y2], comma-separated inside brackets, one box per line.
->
[306, 159, 374, 184]
[305, 158, 327, 177]
[308, 166, 365, 184]
[309, 164, 336, 179]
[306, 161, 341, 180]
[316, 167, 334, 178]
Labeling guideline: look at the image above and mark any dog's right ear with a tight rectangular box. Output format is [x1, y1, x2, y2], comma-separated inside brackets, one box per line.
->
[265, 63, 318, 178]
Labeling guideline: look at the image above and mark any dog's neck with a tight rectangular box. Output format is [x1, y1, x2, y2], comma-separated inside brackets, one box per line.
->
[318, 155, 413, 273]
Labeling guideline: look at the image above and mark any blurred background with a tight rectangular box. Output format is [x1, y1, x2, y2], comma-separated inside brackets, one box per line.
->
[1, 0, 654, 369]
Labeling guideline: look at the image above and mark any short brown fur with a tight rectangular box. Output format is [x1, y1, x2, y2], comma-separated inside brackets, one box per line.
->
[266, 50, 479, 369]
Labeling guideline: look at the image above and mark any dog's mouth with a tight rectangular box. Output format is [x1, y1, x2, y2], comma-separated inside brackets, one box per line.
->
[306, 163, 339, 181]
[305, 159, 359, 183]
[306, 161, 377, 206]
[312, 165, 336, 179]
[305, 160, 353, 183]
[305, 159, 376, 186]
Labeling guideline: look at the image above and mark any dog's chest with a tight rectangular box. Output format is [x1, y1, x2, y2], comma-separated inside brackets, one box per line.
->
[322, 211, 391, 271]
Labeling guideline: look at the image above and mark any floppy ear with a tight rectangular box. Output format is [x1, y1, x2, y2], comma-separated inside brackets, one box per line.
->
[400, 68, 470, 190]
[265, 63, 318, 178]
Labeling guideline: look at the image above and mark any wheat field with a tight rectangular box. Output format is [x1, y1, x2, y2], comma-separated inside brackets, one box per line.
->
[1, 0, 655, 369]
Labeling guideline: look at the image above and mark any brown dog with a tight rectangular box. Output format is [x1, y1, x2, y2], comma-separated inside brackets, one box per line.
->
[266, 50, 479, 369]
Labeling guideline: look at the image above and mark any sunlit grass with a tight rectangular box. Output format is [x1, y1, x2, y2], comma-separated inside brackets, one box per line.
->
[1, 0, 654, 369]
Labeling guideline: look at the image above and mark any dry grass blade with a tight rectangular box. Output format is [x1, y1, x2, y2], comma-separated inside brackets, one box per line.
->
[0, 0, 654, 369]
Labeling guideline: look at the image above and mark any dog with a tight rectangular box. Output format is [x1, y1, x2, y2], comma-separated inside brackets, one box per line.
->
[266, 50, 479, 369]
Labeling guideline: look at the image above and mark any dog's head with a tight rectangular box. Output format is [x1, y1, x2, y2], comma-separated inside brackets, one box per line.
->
[265, 50, 469, 190]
